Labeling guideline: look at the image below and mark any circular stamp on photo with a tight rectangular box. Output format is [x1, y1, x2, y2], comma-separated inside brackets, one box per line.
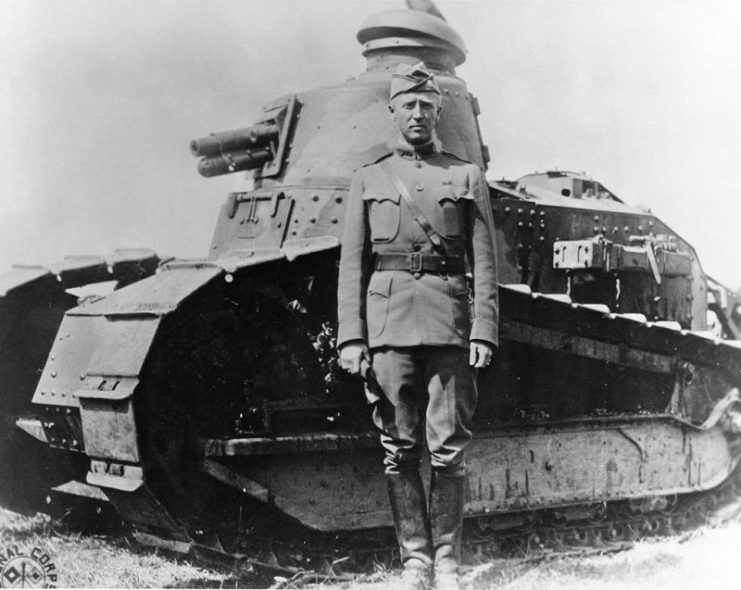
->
[0, 546, 57, 588]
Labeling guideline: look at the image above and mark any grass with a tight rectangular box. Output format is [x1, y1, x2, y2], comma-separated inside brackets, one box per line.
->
[2, 505, 741, 589]
[0, 508, 230, 588]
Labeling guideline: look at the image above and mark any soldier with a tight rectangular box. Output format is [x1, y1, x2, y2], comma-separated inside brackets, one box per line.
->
[337, 62, 498, 590]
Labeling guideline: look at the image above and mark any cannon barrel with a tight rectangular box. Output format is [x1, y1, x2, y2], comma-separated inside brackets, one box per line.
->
[197, 148, 273, 178]
[190, 123, 280, 158]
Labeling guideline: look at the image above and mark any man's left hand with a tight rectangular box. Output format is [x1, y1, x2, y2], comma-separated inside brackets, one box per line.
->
[469, 340, 494, 369]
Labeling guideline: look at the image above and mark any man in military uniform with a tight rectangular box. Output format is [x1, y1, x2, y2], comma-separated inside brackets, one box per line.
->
[337, 62, 498, 590]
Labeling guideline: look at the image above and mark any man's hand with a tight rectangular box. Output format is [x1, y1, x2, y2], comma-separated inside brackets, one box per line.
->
[339, 341, 370, 375]
[469, 340, 494, 369]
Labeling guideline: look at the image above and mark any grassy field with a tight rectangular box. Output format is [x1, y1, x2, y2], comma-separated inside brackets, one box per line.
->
[1, 505, 740, 589]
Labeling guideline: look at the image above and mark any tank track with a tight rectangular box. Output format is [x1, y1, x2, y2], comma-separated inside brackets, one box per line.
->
[123, 459, 741, 587]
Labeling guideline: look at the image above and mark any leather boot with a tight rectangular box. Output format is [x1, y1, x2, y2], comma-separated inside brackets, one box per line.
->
[387, 471, 433, 590]
[429, 470, 465, 590]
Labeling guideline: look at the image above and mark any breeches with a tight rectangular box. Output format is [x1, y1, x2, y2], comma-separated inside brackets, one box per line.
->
[370, 346, 478, 476]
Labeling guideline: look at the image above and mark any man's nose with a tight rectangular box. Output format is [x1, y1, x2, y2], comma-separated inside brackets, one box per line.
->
[411, 104, 425, 119]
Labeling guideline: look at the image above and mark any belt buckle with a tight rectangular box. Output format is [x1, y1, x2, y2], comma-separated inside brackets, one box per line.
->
[409, 252, 422, 273]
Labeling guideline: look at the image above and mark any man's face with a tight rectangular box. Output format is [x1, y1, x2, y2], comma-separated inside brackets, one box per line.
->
[389, 91, 442, 146]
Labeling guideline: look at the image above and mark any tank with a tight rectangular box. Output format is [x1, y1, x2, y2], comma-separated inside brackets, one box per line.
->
[3, 0, 741, 571]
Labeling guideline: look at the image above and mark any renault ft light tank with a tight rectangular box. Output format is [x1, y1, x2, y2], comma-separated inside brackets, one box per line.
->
[3, 0, 741, 571]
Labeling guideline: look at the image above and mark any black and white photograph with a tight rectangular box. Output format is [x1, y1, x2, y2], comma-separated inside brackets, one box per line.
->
[1, 1, 740, 588]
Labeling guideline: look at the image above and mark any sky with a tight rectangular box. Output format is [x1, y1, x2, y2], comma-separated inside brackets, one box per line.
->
[1, 0, 740, 286]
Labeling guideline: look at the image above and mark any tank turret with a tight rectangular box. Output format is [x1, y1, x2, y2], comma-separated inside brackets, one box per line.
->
[193, 5, 489, 261]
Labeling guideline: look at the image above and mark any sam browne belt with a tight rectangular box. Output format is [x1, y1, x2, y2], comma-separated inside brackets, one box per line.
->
[374, 252, 465, 274]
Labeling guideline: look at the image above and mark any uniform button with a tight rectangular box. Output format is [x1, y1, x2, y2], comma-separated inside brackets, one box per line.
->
[415, 162, 422, 168]
[415, 183, 423, 191]
[413, 272, 422, 280]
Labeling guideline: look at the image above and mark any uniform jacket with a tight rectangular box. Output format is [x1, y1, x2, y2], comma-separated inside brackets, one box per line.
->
[337, 142, 499, 350]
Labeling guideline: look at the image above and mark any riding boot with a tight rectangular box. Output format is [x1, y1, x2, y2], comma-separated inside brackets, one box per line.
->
[386, 471, 433, 590]
[429, 469, 465, 590]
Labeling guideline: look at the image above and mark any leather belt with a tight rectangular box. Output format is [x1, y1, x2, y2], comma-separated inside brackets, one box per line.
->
[374, 252, 465, 274]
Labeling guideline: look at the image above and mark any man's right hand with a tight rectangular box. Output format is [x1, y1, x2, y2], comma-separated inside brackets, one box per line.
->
[339, 341, 370, 375]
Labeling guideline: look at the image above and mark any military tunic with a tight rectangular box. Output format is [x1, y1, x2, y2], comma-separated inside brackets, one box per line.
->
[337, 141, 499, 474]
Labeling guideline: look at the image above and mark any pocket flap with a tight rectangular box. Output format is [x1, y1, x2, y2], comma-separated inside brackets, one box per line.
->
[363, 192, 401, 204]
[438, 186, 473, 204]
[368, 272, 393, 297]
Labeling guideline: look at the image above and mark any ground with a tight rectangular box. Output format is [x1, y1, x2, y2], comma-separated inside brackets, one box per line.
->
[1, 506, 739, 589]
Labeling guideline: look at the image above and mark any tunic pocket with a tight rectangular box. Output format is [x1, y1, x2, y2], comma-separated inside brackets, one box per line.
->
[436, 187, 472, 238]
[448, 274, 471, 336]
[366, 272, 393, 339]
[363, 193, 401, 243]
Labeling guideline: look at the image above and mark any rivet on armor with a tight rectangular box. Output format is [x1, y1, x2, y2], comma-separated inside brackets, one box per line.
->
[593, 226, 600, 233]
[539, 211, 545, 217]
[530, 209, 536, 216]
[335, 195, 343, 203]
[332, 218, 339, 224]
[414, 183, 423, 191]
[602, 226, 607, 233]
[648, 220, 654, 227]
[51, 371, 56, 378]
[504, 207, 511, 214]
[517, 208, 524, 215]
[312, 194, 319, 202]
[309, 217, 316, 223]
[624, 226, 630, 233]
[613, 226, 619, 233]
[638, 225, 643, 232]
[294, 218, 300, 224]
[225, 274, 234, 284]
[517, 221, 524, 227]
[594, 215, 600, 222]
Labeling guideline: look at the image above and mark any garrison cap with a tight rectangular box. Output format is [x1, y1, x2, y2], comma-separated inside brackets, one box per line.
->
[389, 62, 441, 100]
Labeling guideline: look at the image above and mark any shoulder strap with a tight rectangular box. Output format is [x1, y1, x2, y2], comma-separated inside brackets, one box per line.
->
[441, 150, 471, 164]
[379, 160, 447, 254]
